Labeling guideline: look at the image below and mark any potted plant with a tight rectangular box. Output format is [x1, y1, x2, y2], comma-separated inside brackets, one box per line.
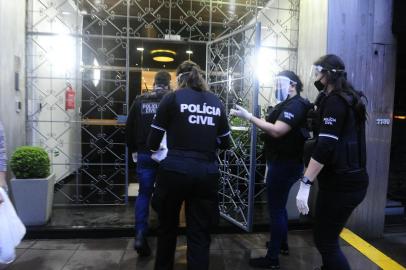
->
[10, 146, 54, 226]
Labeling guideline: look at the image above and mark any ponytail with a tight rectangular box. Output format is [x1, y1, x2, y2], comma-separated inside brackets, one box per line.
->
[176, 61, 208, 91]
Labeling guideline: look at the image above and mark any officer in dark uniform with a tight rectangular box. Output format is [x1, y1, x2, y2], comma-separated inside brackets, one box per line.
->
[230, 70, 311, 269]
[126, 70, 171, 256]
[295, 54, 369, 270]
[148, 61, 230, 270]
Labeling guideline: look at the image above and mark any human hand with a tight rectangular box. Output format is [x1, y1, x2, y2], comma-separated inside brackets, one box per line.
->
[132, 152, 138, 163]
[151, 147, 168, 162]
[0, 185, 7, 204]
[296, 181, 311, 215]
[230, 105, 253, 121]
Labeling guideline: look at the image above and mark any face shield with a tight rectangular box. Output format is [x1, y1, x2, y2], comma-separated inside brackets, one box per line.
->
[311, 65, 325, 80]
[274, 76, 296, 103]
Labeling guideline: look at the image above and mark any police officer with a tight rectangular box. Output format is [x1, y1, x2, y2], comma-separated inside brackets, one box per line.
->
[126, 70, 171, 256]
[148, 60, 230, 270]
[295, 54, 369, 270]
[230, 70, 311, 269]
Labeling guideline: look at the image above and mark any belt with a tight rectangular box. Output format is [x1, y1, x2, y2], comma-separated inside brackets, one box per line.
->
[168, 149, 216, 161]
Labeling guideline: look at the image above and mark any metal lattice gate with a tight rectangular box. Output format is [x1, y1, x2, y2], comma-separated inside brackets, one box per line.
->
[26, 0, 299, 211]
[207, 1, 300, 231]
[207, 23, 262, 232]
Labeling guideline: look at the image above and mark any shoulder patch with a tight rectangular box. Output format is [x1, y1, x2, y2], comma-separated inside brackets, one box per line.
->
[283, 111, 295, 120]
[141, 102, 159, 114]
[323, 117, 337, 126]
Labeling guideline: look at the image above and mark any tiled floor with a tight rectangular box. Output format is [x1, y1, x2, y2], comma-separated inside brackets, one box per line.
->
[1, 231, 405, 270]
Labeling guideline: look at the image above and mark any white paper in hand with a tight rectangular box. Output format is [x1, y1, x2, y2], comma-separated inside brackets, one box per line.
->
[151, 133, 168, 162]
[0, 189, 26, 264]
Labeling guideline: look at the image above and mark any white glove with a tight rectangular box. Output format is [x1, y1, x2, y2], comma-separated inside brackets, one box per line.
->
[132, 152, 138, 163]
[296, 181, 311, 215]
[230, 105, 253, 121]
[151, 147, 168, 162]
[151, 133, 167, 162]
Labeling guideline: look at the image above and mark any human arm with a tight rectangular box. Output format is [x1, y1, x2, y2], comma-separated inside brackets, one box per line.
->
[230, 105, 291, 138]
[0, 123, 7, 203]
[296, 95, 347, 214]
[148, 93, 175, 151]
[126, 99, 138, 161]
[217, 103, 231, 149]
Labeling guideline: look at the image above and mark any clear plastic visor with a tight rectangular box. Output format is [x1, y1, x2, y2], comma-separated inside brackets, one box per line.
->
[274, 76, 296, 102]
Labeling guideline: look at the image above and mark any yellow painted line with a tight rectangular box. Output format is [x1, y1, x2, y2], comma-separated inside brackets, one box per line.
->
[340, 228, 406, 270]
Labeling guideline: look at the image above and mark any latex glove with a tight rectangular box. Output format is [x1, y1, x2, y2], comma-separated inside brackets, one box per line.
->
[230, 105, 252, 121]
[132, 152, 138, 163]
[296, 181, 311, 215]
[151, 147, 168, 162]
[151, 133, 167, 162]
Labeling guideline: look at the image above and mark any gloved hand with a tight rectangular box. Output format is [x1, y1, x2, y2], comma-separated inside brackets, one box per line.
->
[151, 147, 168, 162]
[132, 152, 138, 163]
[151, 133, 167, 162]
[296, 181, 311, 215]
[230, 105, 253, 121]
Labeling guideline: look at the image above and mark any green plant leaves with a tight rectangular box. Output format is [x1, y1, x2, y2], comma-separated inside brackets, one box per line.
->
[10, 146, 50, 179]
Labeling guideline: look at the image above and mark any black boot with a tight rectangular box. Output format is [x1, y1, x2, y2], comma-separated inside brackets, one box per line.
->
[134, 231, 151, 257]
[280, 242, 289, 256]
[249, 256, 280, 269]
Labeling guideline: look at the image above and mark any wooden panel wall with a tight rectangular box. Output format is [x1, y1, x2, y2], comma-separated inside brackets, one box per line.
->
[327, 0, 396, 238]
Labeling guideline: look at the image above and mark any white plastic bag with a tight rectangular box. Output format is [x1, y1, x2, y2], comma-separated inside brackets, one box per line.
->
[151, 133, 168, 162]
[0, 188, 26, 264]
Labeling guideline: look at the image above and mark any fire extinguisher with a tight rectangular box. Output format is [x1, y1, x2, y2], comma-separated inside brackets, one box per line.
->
[65, 82, 75, 110]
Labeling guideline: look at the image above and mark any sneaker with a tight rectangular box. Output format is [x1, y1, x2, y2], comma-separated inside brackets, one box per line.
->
[248, 257, 280, 269]
[134, 231, 151, 257]
[265, 241, 289, 256]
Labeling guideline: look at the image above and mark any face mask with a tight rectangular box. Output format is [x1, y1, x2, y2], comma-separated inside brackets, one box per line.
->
[314, 79, 325, 91]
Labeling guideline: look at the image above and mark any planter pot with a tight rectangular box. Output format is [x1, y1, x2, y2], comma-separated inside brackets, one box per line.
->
[10, 174, 55, 226]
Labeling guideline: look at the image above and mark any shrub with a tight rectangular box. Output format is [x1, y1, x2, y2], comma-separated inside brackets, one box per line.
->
[10, 146, 50, 179]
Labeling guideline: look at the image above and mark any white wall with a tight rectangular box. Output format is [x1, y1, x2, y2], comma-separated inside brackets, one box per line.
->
[26, 0, 83, 182]
[0, 1, 26, 180]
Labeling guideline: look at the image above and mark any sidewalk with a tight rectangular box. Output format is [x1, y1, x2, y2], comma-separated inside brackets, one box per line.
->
[2, 230, 404, 270]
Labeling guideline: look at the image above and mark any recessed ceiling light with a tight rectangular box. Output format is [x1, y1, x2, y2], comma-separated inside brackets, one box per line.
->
[151, 49, 176, 63]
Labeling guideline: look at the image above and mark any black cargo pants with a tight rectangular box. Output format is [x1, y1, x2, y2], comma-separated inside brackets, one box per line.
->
[152, 155, 220, 270]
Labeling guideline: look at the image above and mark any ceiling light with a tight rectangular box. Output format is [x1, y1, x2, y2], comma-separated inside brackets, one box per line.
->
[137, 47, 144, 52]
[151, 49, 176, 63]
[186, 50, 193, 54]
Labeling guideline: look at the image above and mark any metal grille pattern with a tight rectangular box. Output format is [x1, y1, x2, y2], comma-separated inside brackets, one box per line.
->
[26, 0, 299, 211]
[207, 23, 261, 231]
[207, 0, 299, 231]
